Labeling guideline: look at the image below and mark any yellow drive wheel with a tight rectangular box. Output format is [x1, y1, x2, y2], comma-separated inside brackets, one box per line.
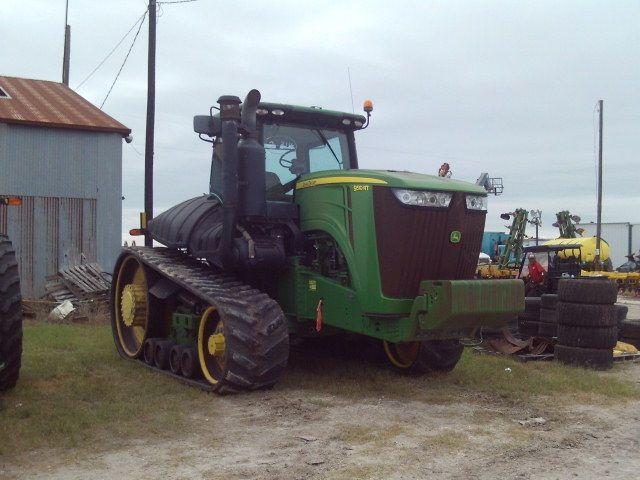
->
[114, 255, 150, 358]
[383, 340, 421, 369]
[197, 306, 226, 387]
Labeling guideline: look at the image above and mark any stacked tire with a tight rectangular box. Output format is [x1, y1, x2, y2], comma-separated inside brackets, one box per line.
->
[555, 278, 618, 370]
[517, 297, 542, 337]
[619, 311, 640, 349]
[538, 294, 558, 338]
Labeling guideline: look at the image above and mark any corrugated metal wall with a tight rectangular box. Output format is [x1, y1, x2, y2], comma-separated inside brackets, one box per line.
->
[576, 222, 633, 269]
[0, 197, 97, 296]
[632, 224, 640, 258]
[0, 123, 122, 297]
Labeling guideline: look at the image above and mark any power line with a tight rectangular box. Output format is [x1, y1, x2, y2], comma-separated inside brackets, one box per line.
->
[157, 0, 197, 4]
[100, 10, 148, 109]
[75, 9, 148, 90]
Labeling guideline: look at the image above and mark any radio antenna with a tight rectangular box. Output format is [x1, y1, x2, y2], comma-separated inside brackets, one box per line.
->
[347, 67, 355, 114]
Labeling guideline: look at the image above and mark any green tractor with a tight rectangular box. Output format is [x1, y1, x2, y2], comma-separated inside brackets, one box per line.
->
[0, 196, 23, 392]
[111, 90, 523, 393]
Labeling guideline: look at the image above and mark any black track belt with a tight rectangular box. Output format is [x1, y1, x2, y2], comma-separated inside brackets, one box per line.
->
[118, 247, 268, 393]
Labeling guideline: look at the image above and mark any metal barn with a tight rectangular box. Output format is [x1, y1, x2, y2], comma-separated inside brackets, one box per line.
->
[0, 76, 130, 297]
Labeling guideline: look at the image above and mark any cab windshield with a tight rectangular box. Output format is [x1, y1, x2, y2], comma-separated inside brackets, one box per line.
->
[262, 123, 351, 189]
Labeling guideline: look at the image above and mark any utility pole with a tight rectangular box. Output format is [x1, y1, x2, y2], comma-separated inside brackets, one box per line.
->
[595, 99, 604, 269]
[62, 0, 71, 85]
[144, 0, 156, 247]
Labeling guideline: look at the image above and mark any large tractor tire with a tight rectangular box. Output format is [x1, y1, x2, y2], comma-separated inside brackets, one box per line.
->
[555, 344, 613, 370]
[0, 235, 23, 392]
[383, 339, 463, 374]
[619, 320, 640, 340]
[540, 294, 558, 310]
[557, 278, 617, 305]
[524, 297, 542, 313]
[557, 302, 616, 328]
[557, 325, 618, 350]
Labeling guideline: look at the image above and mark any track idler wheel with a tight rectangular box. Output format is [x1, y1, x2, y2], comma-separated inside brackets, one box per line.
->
[112, 254, 152, 358]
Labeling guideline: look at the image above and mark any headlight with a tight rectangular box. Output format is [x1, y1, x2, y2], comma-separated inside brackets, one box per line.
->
[392, 189, 452, 208]
[465, 194, 487, 211]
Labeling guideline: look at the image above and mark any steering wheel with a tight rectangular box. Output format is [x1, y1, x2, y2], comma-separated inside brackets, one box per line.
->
[265, 134, 297, 169]
[278, 149, 296, 168]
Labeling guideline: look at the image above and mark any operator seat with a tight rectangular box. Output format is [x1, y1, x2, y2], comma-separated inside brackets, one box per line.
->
[265, 171, 294, 202]
[265, 171, 282, 192]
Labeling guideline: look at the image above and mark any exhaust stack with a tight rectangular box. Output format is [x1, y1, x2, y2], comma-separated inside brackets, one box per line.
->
[217, 94, 242, 268]
[238, 89, 266, 218]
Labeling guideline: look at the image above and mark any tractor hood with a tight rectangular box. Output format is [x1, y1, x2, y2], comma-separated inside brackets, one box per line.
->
[295, 169, 487, 194]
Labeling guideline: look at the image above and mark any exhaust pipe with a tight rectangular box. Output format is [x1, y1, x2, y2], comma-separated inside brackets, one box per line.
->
[217, 94, 242, 269]
[241, 89, 261, 135]
[238, 89, 266, 217]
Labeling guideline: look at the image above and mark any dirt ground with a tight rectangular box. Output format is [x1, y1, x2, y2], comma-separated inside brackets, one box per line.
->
[3, 300, 640, 480]
[3, 358, 639, 480]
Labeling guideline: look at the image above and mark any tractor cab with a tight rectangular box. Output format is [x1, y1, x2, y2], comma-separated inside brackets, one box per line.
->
[518, 244, 582, 296]
[197, 102, 368, 202]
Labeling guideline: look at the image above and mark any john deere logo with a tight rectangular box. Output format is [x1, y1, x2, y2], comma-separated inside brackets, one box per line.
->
[450, 230, 462, 244]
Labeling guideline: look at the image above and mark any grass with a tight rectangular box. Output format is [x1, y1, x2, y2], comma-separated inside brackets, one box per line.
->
[331, 424, 406, 446]
[0, 321, 207, 458]
[1, 322, 638, 461]
[421, 430, 469, 451]
[282, 335, 640, 405]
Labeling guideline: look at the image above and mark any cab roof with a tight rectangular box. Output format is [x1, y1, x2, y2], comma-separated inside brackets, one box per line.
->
[258, 102, 367, 130]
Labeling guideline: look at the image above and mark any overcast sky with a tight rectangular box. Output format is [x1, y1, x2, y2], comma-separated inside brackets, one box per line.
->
[4, 0, 639, 240]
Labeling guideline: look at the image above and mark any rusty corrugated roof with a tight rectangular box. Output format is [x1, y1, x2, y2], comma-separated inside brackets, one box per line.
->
[0, 76, 130, 136]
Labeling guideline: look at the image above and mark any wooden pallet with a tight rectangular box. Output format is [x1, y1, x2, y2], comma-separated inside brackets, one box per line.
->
[45, 262, 111, 304]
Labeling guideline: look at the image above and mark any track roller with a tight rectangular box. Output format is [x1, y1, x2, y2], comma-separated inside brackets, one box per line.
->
[169, 344, 184, 375]
[154, 340, 174, 370]
[181, 347, 199, 379]
[143, 338, 157, 365]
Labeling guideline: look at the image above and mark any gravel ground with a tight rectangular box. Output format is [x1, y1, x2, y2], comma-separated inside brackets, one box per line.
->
[3, 363, 639, 480]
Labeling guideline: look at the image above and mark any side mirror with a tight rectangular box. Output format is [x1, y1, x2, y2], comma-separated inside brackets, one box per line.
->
[193, 115, 221, 137]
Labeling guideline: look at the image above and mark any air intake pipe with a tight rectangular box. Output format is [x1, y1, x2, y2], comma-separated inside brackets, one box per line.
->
[238, 89, 266, 217]
[217, 95, 242, 269]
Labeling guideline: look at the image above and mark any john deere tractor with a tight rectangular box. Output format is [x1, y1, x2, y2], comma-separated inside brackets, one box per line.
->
[0, 196, 23, 392]
[111, 90, 523, 393]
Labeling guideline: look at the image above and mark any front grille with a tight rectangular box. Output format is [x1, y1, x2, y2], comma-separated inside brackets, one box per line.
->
[373, 187, 486, 298]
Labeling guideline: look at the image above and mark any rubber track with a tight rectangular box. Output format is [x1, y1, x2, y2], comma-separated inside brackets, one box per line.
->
[118, 247, 289, 393]
[0, 235, 23, 392]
